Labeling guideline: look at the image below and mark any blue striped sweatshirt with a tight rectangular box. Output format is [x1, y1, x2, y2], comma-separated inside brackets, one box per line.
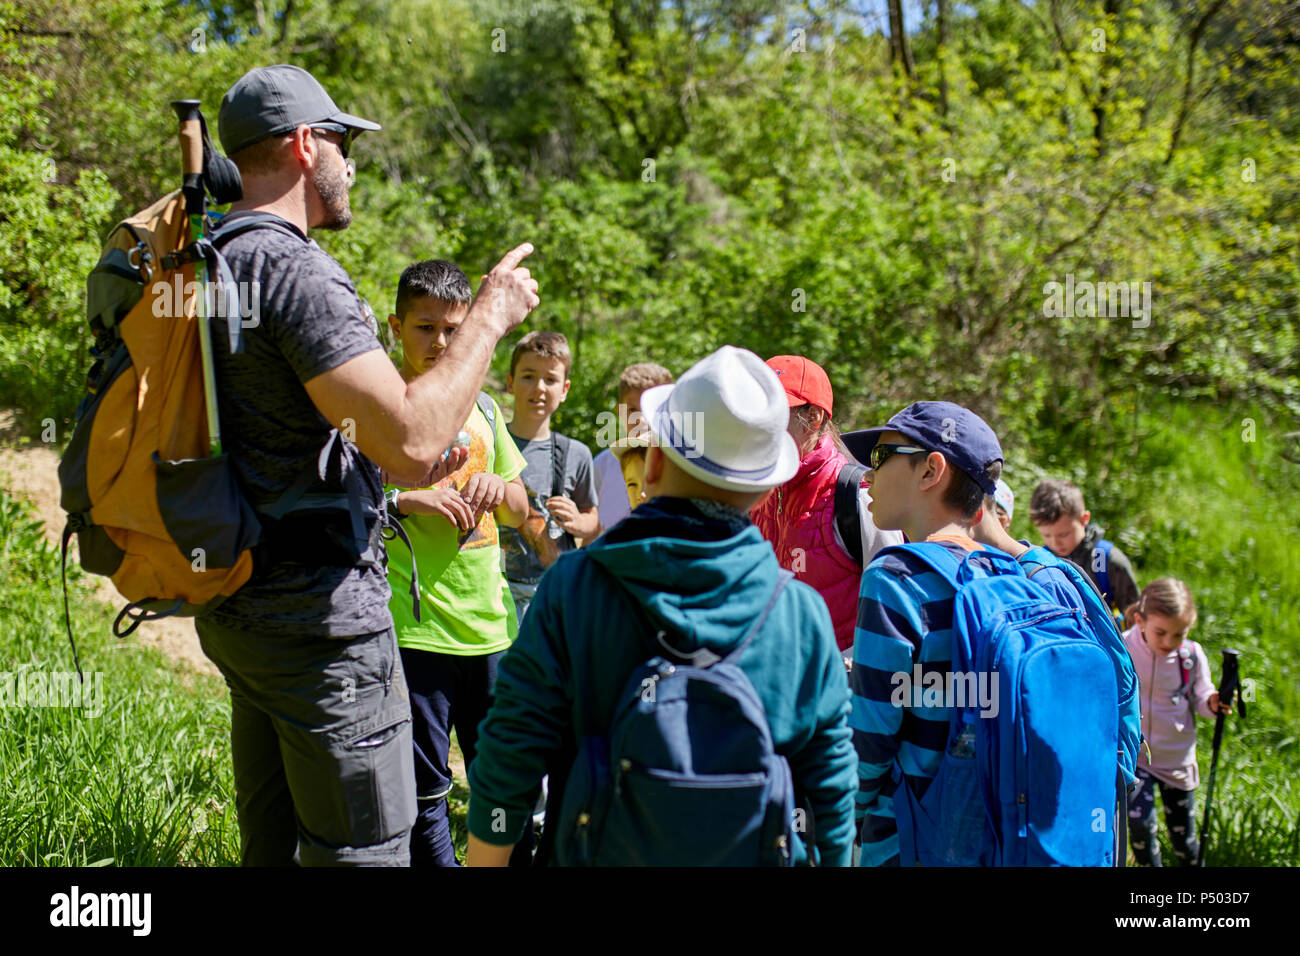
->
[849, 535, 985, 866]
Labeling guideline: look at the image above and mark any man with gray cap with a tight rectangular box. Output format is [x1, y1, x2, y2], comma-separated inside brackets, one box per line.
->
[465, 345, 856, 866]
[199, 64, 538, 866]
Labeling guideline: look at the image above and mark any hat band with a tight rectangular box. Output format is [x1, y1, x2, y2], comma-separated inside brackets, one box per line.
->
[657, 406, 782, 481]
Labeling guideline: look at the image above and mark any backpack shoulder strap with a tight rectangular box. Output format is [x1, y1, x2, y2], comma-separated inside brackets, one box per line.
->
[475, 392, 497, 438]
[594, 562, 792, 670]
[208, 211, 303, 246]
[877, 540, 1003, 588]
[1026, 550, 1120, 634]
[720, 570, 794, 665]
[887, 540, 963, 585]
[551, 432, 571, 500]
[646, 570, 792, 668]
[834, 462, 867, 566]
[175, 213, 303, 356]
[1094, 538, 1115, 607]
[1176, 644, 1194, 700]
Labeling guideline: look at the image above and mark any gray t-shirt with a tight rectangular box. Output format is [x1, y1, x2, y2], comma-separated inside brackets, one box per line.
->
[499, 430, 598, 584]
[203, 213, 391, 637]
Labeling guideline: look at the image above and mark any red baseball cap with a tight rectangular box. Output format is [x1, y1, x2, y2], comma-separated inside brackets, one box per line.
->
[766, 355, 833, 417]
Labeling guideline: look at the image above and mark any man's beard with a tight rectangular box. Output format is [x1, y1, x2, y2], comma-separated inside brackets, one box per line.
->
[313, 161, 352, 231]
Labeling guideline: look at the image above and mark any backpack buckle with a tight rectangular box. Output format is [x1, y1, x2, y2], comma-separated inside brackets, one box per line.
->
[654, 630, 719, 667]
[126, 241, 153, 282]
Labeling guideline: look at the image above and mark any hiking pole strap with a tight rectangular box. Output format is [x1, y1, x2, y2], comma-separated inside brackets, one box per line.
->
[60, 521, 85, 684]
[383, 509, 422, 624]
[113, 598, 184, 638]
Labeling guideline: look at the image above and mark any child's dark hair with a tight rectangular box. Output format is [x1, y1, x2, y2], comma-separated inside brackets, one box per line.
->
[904, 450, 1000, 520]
[946, 459, 1002, 520]
[1126, 578, 1197, 629]
[510, 331, 572, 378]
[1029, 478, 1087, 524]
[395, 260, 472, 318]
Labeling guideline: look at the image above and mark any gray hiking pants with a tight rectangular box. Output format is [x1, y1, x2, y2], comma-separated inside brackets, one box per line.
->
[196, 618, 417, 866]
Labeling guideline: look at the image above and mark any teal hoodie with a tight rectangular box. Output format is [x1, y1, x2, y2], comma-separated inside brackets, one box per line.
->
[467, 496, 857, 865]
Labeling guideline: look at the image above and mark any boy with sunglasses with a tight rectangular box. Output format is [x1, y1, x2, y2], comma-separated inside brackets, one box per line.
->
[841, 402, 1004, 866]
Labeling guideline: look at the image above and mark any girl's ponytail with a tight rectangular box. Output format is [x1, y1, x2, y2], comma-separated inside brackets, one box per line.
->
[1123, 602, 1141, 629]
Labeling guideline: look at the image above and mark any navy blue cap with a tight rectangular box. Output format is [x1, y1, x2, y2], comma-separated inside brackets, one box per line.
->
[219, 64, 380, 156]
[843, 401, 1004, 495]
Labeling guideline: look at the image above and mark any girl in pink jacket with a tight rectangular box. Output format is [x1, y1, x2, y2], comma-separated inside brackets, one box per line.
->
[1122, 578, 1231, 866]
[749, 356, 902, 654]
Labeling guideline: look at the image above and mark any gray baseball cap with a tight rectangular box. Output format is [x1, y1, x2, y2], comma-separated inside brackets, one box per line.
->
[218, 64, 381, 156]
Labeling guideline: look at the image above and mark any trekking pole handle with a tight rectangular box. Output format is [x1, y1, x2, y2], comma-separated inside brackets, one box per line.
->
[1217, 648, 1242, 716]
[171, 99, 203, 178]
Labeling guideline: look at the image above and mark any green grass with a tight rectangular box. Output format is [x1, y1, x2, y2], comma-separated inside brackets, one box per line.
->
[0, 485, 478, 866]
[1126, 405, 1299, 866]
[1012, 400, 1300, 866]
[0, 490, 240, 865]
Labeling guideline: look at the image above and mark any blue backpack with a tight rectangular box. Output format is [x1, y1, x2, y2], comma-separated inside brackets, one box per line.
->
[1018, 545, 1141, 785]
[553, 571, 807, 866]
[886, 543, 1121, 867]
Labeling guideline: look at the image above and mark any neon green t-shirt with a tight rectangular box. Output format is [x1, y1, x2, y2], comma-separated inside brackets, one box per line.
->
[386, 396, 526, 655]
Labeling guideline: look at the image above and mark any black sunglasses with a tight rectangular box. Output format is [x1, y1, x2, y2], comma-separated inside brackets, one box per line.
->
[311, 125, 356, 160]
[869, 442, 929, 471]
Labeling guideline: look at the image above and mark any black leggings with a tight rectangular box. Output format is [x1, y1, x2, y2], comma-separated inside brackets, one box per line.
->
[1127, 766, 1198, 866]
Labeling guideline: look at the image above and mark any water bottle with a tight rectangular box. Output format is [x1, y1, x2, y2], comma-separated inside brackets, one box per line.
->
[440, 430, 471, 462]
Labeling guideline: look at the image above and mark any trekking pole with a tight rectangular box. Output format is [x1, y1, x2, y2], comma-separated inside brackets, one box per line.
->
[171, 98, 222, 457]
[1197, 648, 1243, 866]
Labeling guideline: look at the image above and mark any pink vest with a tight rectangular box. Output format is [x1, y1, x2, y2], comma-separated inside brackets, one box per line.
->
[751, 435, 861, 651]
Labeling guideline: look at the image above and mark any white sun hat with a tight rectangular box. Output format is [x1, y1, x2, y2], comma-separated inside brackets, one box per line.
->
[637, 345, 799, 493]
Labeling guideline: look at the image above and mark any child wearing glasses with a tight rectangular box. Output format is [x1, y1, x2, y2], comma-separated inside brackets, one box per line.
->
[840, 403, 1005, 866]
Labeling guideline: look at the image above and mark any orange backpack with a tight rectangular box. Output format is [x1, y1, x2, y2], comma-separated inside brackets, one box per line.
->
[57, 188, 262, 651]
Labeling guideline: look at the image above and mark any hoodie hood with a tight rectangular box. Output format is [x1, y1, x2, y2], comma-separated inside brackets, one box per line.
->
[585, 496, 784, 656]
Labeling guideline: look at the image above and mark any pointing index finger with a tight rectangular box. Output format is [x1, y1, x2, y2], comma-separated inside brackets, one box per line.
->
[495, 241, 535, 272]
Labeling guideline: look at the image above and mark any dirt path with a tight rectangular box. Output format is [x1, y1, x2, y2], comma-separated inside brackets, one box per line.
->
[0, 410, 217, 677]
[0, 408, 469, 782]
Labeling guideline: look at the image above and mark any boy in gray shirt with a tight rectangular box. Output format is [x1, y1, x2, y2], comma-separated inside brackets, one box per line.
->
[498, 332, 598, 621]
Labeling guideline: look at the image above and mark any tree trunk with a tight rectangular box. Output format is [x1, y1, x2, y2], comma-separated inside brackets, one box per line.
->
[886, 0, 915, 82]
[1165, 0, 1229, 164]
[1092, 0, 1123, 155]
[937, 0, 951, 118]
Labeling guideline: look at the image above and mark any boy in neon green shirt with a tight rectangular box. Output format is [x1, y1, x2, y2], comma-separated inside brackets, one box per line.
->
[384, 260, 528, 866]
